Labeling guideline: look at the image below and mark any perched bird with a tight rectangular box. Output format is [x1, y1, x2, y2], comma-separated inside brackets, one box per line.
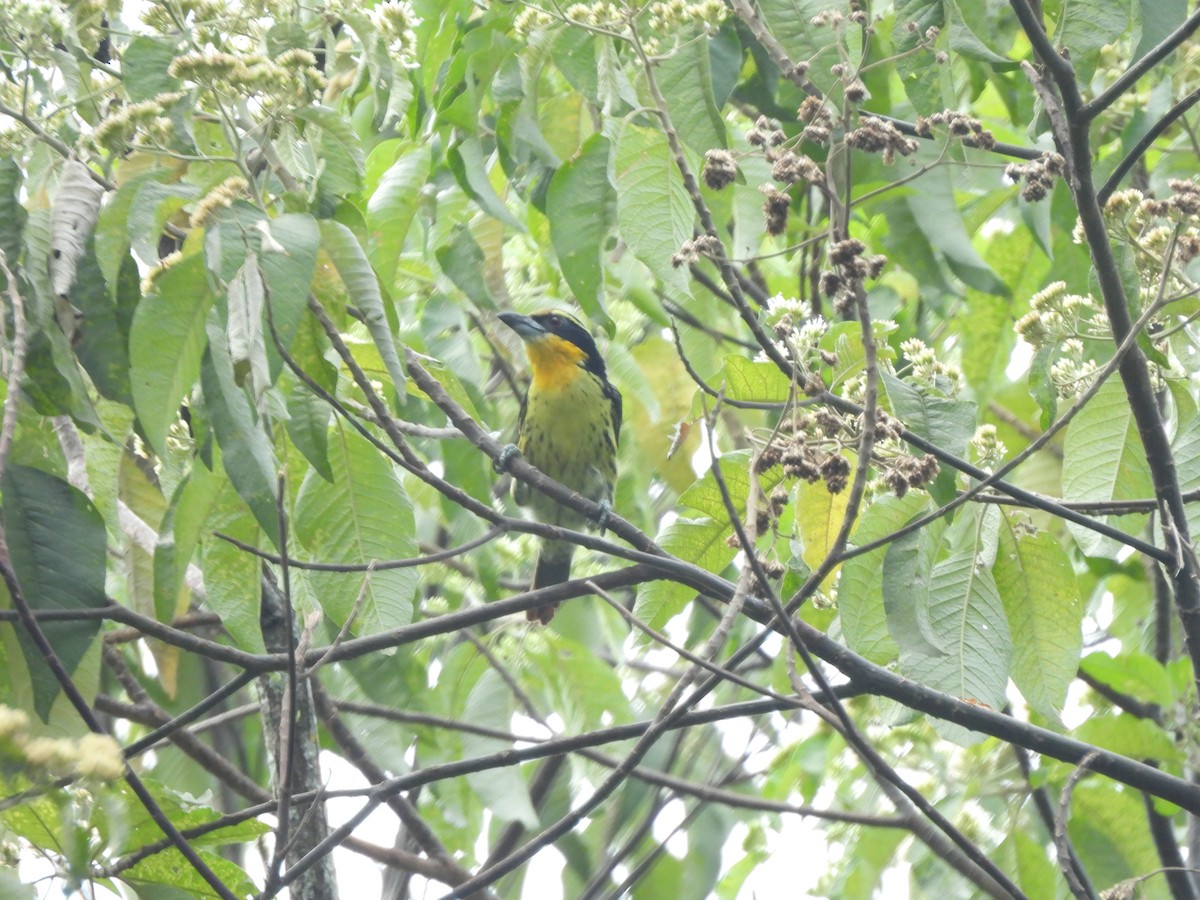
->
[498, 310, 622, 624]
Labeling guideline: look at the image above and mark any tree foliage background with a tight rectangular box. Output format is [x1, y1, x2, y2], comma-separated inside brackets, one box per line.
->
[2, 0, 1200, 897]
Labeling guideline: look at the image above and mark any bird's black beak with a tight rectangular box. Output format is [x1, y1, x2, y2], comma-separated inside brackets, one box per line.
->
[498, 312, 547, 341]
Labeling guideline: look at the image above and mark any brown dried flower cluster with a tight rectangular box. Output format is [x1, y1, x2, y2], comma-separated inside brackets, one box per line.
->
[915, 110, 996, 150]
[753, 407, 939, 503]
[761, 185, 791, 235]
[702, 148, 737, 190]
[1004, 151, 1066, 202]
[797, 96, 833, 144]
[771, 150, 823, 185]
[845, 116, 919, 164]
[820, 238, 888, 315]
[748, 114, 786, 148]
[672, 233, 722, 267]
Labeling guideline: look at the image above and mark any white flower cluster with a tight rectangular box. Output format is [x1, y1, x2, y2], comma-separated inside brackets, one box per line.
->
[371, 0, 422, 66]
[0, 705, 125, 782]
[970, 424, 1007, 466]
[1014, 281, 1108, 348]
[897, 336, 963, 395]
[1047, 338, 1099, 398]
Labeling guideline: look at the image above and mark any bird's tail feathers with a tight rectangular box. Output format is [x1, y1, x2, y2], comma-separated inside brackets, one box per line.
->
[528, 543, 575, 624]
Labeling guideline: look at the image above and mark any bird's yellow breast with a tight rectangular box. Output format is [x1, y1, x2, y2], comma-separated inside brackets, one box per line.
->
[525, 334, 588, 393]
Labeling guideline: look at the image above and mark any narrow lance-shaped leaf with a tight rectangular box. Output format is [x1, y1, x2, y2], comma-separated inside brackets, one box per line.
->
[201, 315, 281, 548]
[318, 219, 407, 399]
[129, 253, 216, 458]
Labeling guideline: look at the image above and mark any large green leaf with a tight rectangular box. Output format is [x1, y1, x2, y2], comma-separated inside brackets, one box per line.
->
[293, 424, 417, 635]
[365, 143, 431, 292]
[655, 37, 726, 154]
[462, 670, 538, 826]
[901, 505, 1012, 741]
[614, 123, 694, 302]
[2, 465, 107, 721]
[840, 493, 930, 664]
[258, 212, 320, 376]
[1056, 0, 1131, 82]
[0, 158, 28, 273]
[295, 105, 366, 197]
[200, 317, 281, 548]
[129, 253, 216, 457]
[121, 36, 183, 101]
[994, 512, 1081, 722]
[906, 168, 1007, 296]
[1061, 378, 1152, 557]
[70, 238, 134, 405]
[319, 219, 407, 398]
[632, 517, 734, 634]
[547, 134, 614, 325]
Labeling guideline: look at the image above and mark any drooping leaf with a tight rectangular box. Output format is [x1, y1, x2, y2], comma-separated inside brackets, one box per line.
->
[365, 143, 431, 292]
[129, 253, 216, 458]
[319, 219, 407, 398]
[994, 512, 1081, 722]
[293, 424, 417, 635]
[200, 317, 281, 548]
[614, 123, 694, 302]
[547, 134, 614, 325]
[2, 465, 107, 721]
[840, 492, 930, 664]
[1061, 378, 1152, 557]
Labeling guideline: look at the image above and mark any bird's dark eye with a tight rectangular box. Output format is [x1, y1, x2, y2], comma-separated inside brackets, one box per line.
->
[547, 315, 561, 328]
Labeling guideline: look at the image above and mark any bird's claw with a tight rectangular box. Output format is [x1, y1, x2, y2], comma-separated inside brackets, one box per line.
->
[594, 500, 612, 534]
[494, 443, 521, 473]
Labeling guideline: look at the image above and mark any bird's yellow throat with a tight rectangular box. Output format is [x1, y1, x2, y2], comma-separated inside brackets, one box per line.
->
[525, 334, 589, 392]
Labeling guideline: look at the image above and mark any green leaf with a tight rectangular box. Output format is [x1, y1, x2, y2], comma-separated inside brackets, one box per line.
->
[901, 505, 1012, 739]
[70, 237, 134, 405]
[547, 134, 614, 325]
[994, 513, 1081, 721]
[1056, 0, 1131, 83]
[129, 253, 216, 458]
[200, 470, 265, 652]
[2, 465, 106, 721]
[655, 37, 726, 153]
[881, 371, 977, 461]
[906, 168, 1007, 296]
[1061, 378, 1152, 556]
[0, 158, 28, 271]
[1075, 714, 1183, 764]
[462, 670, 538, 826]
[435, 225, 495, 309]
[295, 105, 366, 196]
[294, 424, 417, 635]
[447, 136, 524, 230]
[258, 212, 320, 376]
[319, 219, 407, 397]
[633, 517, 735, 633]
[201, 317, 281, 548]
[893, 0, 946, 114]
[722, 356, 792, 403]
[365, 143, 431, 292]
[614, 123, 694, 301]
[840, 493, 930, 664]
[1132, 0, 1187, 64]
[1080, 651, 1176, 709]
[127, 180, 198, 268]
[755, 0, 849, 97]
[121, 36, 182, 102]
[881, 521, 944, 658]
[154, 462, 221, 625]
